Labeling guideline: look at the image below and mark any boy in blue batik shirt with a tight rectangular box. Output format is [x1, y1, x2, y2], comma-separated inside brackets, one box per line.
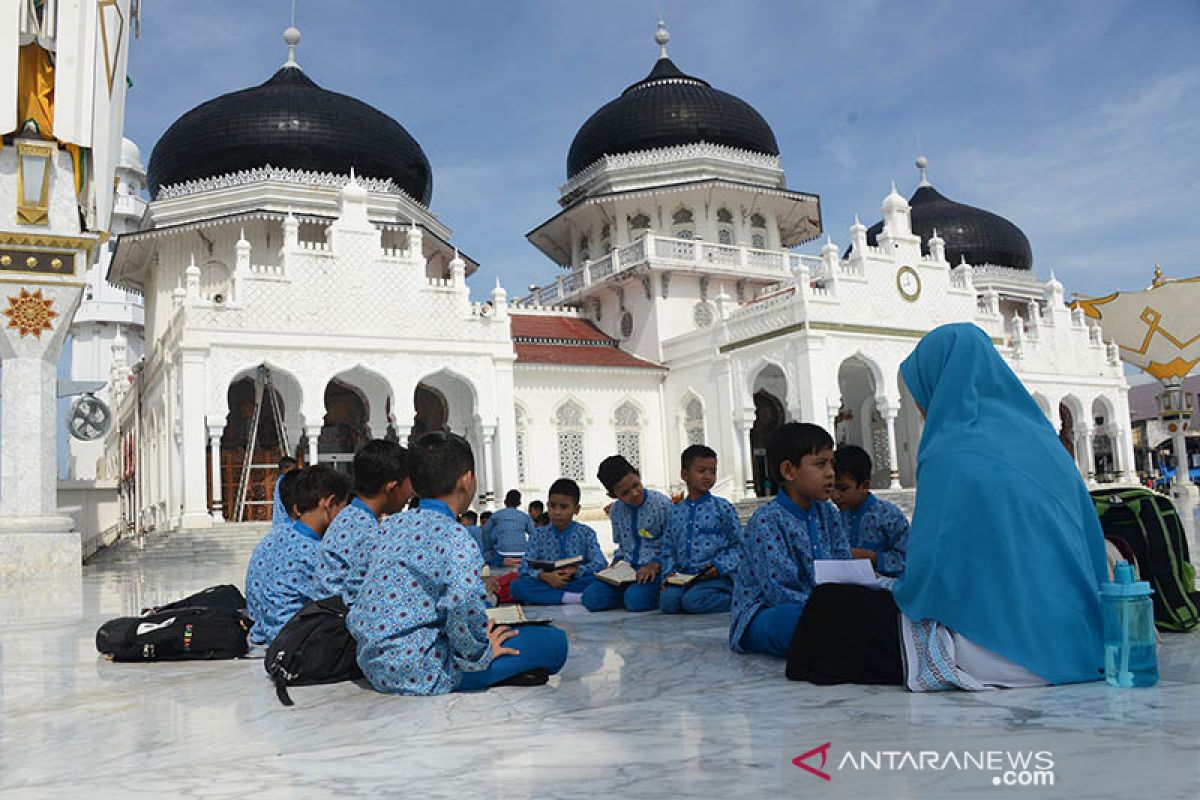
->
[482, 490, 537, 565]
[660, 445, 742, 615]
[348, 432, 569, 695]
[246, 465, 352, 645]
[510, 479, 607, 605]
[460, 510, 502, 567]
[312, 440, 412, 603]
[730, 423, 852, 657]
[582, 455, 673, 613]
[832, 445, 909, 578]
[270, 455, 299, 529]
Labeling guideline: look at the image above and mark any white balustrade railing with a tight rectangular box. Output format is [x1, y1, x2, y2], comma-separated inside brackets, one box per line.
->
[588, 253, 613, 281]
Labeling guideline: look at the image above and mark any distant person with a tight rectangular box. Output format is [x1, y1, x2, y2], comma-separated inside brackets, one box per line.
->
[479, 510, 493, 527]
[510, 478, 607, 606]
[460, 509, 501, 567]
[583, 455, 673, 612]
[831, 445, 909, 578]
[483, 489, 537, 565]
[729, 423, 851, 657]
[788, 324, 1107, 689]
[246, 466, 352, 645]
[660, 445, 742, 615]
[271, 456, 299, 527]
[349, 432, 569, 694]
[312, 440, 412, 604]
[527, 500, 546, 527]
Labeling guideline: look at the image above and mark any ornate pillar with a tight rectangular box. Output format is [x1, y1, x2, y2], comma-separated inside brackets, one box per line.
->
[305, 425, 321, 466]
[179, 348, 212, 529]
[395, 424, 412, 448]
[735, 414, 756, 499]
[1077, 424, 1096, 484]
[482, 425, 497, 509]
[208, 425, 225, 522]
[878, 399, 902, 490]
[827, 400, 841, 442]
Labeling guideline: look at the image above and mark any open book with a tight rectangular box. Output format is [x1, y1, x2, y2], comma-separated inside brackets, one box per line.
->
[664, 572, 704, 588]
[485, 605, 551, 626]
[527, 555, 584, 571]
[596, 561, 638, 587]
[813, 558, 880, 588]
[480, 564, 492, 578]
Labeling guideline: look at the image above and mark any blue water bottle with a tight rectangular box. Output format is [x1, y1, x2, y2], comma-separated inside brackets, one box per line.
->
[1100, 561, 1158, 688]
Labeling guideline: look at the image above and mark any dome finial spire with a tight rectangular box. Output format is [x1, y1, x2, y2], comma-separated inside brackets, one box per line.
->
[916, 155, 930, 187]
[282, 24, 301, 68]
[654, 18, 670, 60]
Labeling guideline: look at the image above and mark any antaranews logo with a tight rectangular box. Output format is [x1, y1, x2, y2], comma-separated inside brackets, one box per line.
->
[793, 743, 1055, 787]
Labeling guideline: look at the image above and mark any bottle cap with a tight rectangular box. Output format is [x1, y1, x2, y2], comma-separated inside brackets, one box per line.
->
[1100, 560, 1153, 598]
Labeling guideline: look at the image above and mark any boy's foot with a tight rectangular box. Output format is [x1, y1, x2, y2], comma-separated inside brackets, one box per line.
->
[493, 668, 551, 687]
[562, 592, 583, 605]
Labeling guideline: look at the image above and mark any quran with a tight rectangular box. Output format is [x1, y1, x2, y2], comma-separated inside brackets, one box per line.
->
[526, 555, 583, 571]
[485, 605, 551, 626]
[664, 572, 704, 588]
[596, 561, 638, 586]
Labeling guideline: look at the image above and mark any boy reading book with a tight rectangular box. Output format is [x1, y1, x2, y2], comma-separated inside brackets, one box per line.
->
[581, 455, 673, 612]
[348, 432, 569, 694]
[660, 445, 742, 614]
[510, 478, 607, 606]
[832, 445, 909, 578]
[729, 423, 851, 657]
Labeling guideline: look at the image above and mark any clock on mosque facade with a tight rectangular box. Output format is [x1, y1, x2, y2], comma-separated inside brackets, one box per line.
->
[896, 265, 921, 302]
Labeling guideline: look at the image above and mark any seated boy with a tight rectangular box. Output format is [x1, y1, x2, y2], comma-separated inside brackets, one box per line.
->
[510, 478, 607, 605]
[483, 489, 537, 566]
[312, 440, 412, 603]
[832, 445, 909, 578]
[660, 445, 742, 614]
[479, 510, 493, 528]
[582, 455, 673, 613]
[348, 432, 569, 695]
[528, 500, 547, 528]
[271, 455, 299, 528]
[730, 423, 851, 657]
[246, 465, 352, 645]
[461, 510, 503, 568]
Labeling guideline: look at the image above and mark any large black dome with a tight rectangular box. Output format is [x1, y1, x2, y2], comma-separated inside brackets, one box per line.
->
[566, 56, 780, 178]
[147, 66, 433, 204]
[854, 182, 1033, 271]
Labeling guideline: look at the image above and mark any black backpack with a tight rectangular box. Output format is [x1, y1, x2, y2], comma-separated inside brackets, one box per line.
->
[142, 584, 247, 615]
[1091, 487, 1200, 632]
[96, 606, 251, 661]
[265, 595, 362, 706]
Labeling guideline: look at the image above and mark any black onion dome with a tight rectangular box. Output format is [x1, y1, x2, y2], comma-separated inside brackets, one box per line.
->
[853, 183, 1033, 270]
[566, 56, 780, 178]
[147, 66, 432, 204]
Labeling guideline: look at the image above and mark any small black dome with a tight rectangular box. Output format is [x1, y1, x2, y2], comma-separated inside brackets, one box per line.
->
[853, 183, 1033, 270]
[566, 56, 779, 178]
[147, 67, 432, 204]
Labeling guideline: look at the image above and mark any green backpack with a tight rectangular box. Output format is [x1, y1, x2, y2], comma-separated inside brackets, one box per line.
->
[1091, 488, 1199, 633]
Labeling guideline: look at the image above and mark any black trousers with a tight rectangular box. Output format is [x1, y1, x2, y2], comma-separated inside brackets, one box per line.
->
[785, 583, 905, 686]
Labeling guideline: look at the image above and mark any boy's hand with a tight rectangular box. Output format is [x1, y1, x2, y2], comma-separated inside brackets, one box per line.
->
[502, 557, 522, 567]
[487, 620, 520, 658]
[483, 576, 499, 594]
[851, 548, 878, 566]
[698, 565, 719, 580]
[539, 570, 568, 589]
[636, 562, 660, 584]
[558, 565, 579, 581]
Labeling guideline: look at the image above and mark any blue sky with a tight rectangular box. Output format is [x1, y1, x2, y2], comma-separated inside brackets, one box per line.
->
[123, 0, 1200, 301]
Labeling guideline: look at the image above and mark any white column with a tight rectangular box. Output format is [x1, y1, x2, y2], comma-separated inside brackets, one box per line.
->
[208, 426, 225, 522]
[305, 425, 321, 466]
[178, 349, 212, 529]
[395, 424, 412, 448]
[1077, 424, 1096, 485]
[735, 416, 756, 499]
[1110, 425, 1129, 484]
[827, 400, 841, 442]
[482, 425, 497, 509]
[878, 400, 902, 490]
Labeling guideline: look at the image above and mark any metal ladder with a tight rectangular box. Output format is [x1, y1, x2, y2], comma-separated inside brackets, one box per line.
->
[232, 366, 291, 522]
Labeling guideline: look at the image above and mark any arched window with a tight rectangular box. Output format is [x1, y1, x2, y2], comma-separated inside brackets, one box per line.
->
[629, 212, 651, 233]
[614, 402, 642, 470]
[684, 397, 705, 446]
[600, 223, 612, 254]
[716, 207, 734, 245]
[672, 207, 695, 240]
[752, 233, 766, 249]
[555, 401, 586, 481]
[750, 212, 766, 228]
[514, 405, 529, 486]
[579, 235, 591, 262]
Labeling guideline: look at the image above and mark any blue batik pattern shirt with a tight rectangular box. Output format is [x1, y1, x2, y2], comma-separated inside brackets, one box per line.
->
[483, 507, 537, 555]
[729, 494, 851, 651]
[271, 476, 287, 526]
[518, 521, 607, 579]
[841, 493, 910, 578]
[465, 525, 502, 567]
[348, 499, 492, 696]
[609, 489, 673, 568]
[662, 493, 743, 577]
[245, 519, 322, 645]
[312, 497, 380, 601]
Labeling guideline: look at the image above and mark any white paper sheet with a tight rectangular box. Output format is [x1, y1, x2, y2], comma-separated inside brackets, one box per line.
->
[813, 558, 878, 587]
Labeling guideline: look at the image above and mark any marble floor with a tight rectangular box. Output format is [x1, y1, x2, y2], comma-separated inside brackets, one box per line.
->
[2, 542, 1199, 800]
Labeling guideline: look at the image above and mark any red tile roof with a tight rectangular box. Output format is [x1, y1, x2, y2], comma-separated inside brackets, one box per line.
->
[510, 314, 664, 370]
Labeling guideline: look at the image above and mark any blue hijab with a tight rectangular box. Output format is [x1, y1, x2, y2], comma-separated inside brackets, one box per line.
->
[893, 323, 1107, 685]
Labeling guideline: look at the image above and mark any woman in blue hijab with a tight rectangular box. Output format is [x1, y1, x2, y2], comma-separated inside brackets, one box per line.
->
[788, 323, 1107, 688]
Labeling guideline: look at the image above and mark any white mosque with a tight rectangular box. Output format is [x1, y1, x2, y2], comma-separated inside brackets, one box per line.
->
[72, 23, 1132, 535]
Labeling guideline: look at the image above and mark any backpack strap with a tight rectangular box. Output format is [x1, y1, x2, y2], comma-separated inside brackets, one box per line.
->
[267, 651, 297, 707]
